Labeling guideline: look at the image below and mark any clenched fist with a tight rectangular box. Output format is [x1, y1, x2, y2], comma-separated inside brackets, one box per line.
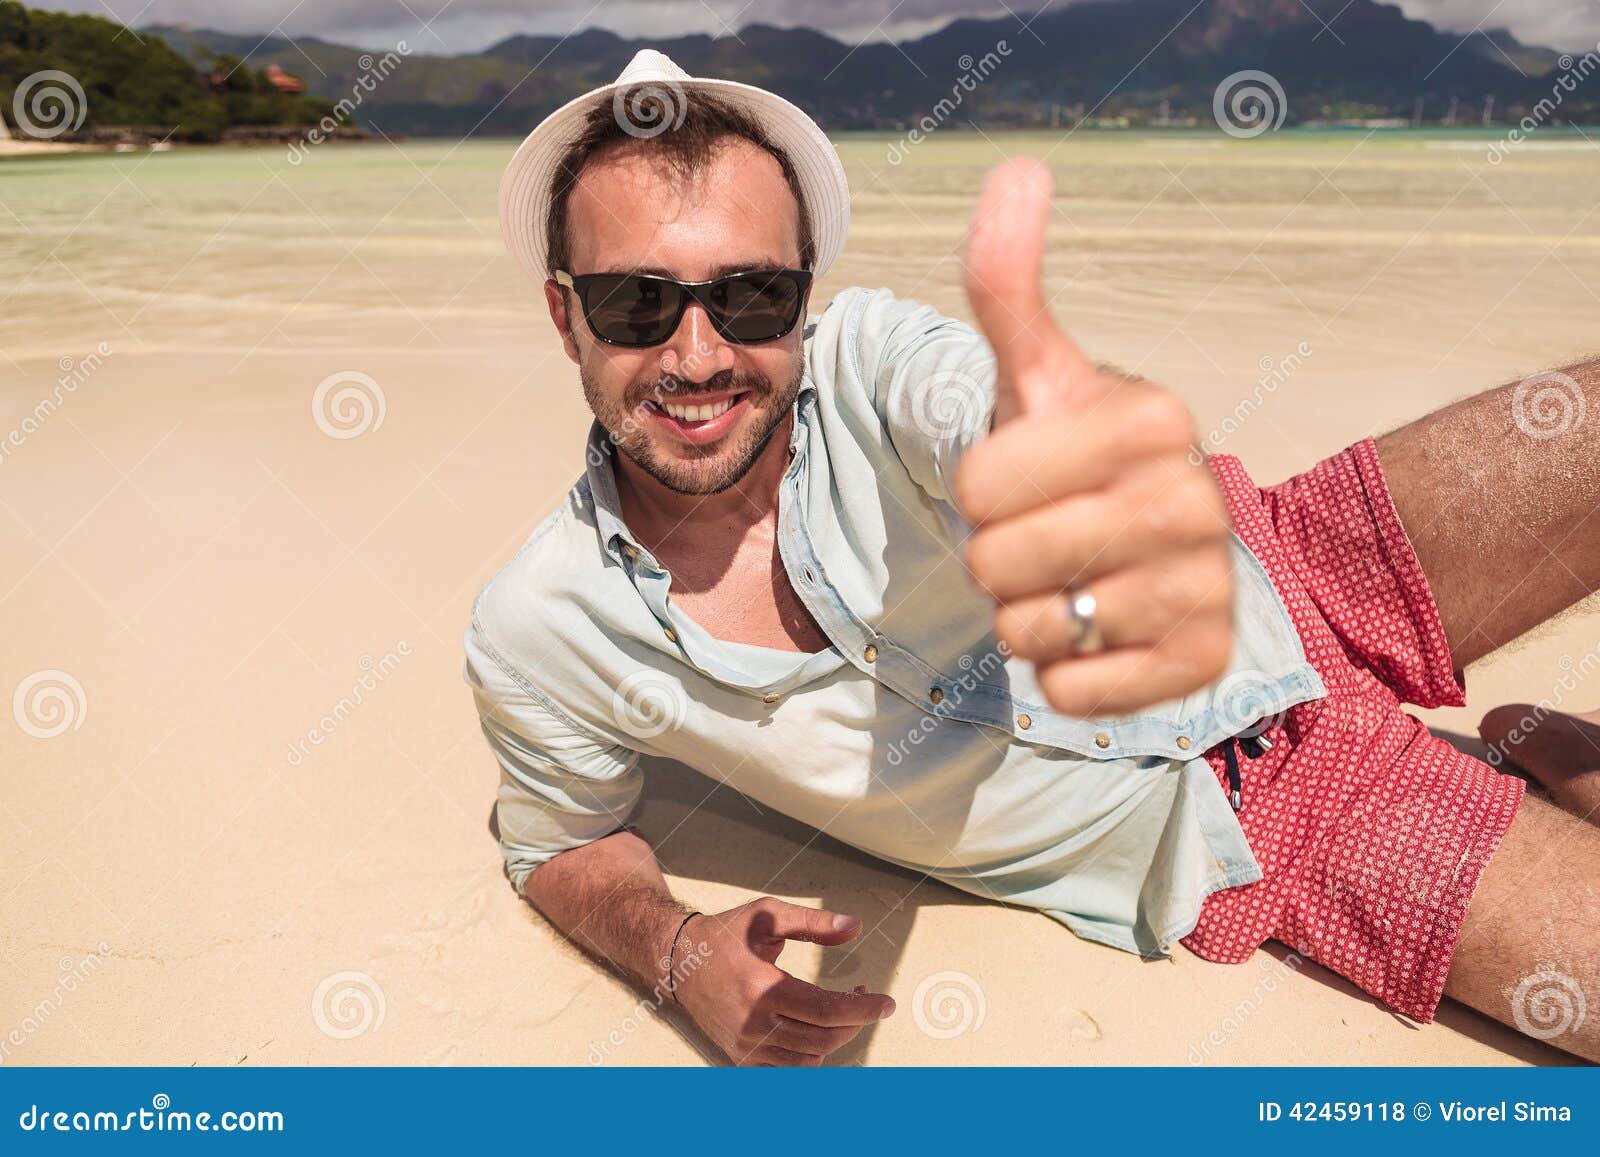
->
[953, 159, 1235, 718]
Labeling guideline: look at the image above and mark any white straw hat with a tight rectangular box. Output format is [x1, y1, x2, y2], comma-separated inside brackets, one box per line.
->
[498, 49, 850, 282]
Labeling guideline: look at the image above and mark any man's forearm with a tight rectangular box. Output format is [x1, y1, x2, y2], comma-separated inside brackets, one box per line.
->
[521, 829, 693, 993]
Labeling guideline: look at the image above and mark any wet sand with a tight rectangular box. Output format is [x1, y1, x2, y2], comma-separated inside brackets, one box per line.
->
[3, 132, 1597, 1065]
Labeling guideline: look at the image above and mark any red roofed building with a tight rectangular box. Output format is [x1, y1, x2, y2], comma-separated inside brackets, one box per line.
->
[264, 65, 305, 94]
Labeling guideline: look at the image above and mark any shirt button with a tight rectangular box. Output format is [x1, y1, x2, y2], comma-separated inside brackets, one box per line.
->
[863, 644, 878, 663]
[663, 627, 677, 643]
[1176, 736, 1192, 750]
[763, 692, 780, 703]
[1016, 713, 1032, 729]
[929, 686, 944, 705]
[1095, 732, 1111, 749]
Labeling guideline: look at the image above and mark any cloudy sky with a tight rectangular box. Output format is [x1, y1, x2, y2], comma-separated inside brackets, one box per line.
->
[31, 0, 1600, 54]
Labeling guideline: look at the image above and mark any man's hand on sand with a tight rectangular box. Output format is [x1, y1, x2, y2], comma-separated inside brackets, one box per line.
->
[953, 159, 1235, 718]
[673, 897, 895, 1066]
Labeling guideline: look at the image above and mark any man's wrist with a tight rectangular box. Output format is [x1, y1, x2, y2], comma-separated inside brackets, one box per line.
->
[658, 907, 701, 1002]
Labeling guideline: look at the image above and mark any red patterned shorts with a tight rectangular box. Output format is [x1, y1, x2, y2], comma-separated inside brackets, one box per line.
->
[1182, 438, 1525, 1022]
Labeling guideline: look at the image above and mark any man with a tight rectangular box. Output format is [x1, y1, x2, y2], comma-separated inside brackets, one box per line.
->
[465, 50, 1600, 1065]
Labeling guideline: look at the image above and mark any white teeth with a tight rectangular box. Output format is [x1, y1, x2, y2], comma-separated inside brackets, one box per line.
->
[662, 396, 736, 422]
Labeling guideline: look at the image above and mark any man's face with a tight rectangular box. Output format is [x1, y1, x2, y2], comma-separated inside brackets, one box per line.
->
[546, 137, 809, 496]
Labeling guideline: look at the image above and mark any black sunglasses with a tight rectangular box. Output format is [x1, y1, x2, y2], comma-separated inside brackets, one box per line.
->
[554, 268, 812, 348]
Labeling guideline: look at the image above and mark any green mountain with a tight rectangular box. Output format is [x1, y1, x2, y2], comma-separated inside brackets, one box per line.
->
[0, 0, 339, 141]
[142, 0, 1590, 135]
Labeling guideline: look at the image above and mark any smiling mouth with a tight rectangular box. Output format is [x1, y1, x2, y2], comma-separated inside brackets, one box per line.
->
[643, 391, 750, 424]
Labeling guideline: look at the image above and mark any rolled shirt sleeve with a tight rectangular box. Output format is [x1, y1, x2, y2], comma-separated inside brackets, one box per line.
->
[853, 288, 998, 505]
[462, 613, 643, 896]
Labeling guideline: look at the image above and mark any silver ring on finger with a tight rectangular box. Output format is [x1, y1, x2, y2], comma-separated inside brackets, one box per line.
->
[1062, 587, 1105, 656]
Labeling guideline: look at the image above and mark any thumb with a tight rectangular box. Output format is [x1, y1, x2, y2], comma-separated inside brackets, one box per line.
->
[963, 157, 1094, 421]
[762, 899, 862, 947]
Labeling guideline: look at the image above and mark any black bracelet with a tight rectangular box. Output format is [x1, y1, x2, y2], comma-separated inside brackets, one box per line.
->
[664, 910, 700, 1003]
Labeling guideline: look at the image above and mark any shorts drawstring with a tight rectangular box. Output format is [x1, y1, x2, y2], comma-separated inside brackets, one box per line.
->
[1222, 730, 1273, 812]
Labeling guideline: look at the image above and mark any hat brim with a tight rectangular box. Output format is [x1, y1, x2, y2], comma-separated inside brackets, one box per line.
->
[498, 76, 849, 283]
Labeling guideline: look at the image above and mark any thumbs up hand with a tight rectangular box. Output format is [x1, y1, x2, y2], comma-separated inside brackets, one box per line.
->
[952, 159, 1235, 719]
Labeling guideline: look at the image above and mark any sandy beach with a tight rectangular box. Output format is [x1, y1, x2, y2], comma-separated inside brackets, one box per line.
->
[2, 131, 1597, 1066]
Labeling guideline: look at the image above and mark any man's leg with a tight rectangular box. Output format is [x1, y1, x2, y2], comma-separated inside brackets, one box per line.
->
[1376, 359, 1600, 666]
[1376, 362, 1600, 1058]
[1443, 793, 1600, 1061]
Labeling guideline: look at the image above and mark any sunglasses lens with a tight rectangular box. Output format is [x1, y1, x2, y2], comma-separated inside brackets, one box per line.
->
[582, 276, 683, 346]
[711, 273, 804, 343]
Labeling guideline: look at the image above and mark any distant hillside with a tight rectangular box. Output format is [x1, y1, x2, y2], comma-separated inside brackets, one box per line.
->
[0, 0, 339, 142]
[141, 0, 1593, 137]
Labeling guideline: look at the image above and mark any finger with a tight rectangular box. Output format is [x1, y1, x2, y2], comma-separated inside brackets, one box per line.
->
[756, 898, 862, 947]
[1033, 619, 1234, 718]
[745, 1046, 824, 1068]
[964, 468, 1231, 603]
[952, 383, 1193, 525]
[963, 158, 1093, 414]
[766, 1013, 863, 1056]
[995, 550, 1234, 662]
[768, 974, 896, 1028]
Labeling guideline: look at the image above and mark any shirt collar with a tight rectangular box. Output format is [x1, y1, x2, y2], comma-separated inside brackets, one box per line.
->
[584, 373, 818, 567]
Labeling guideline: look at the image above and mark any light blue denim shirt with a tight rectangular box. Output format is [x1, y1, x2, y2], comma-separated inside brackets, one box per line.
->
[463, 286, 1326, 956]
